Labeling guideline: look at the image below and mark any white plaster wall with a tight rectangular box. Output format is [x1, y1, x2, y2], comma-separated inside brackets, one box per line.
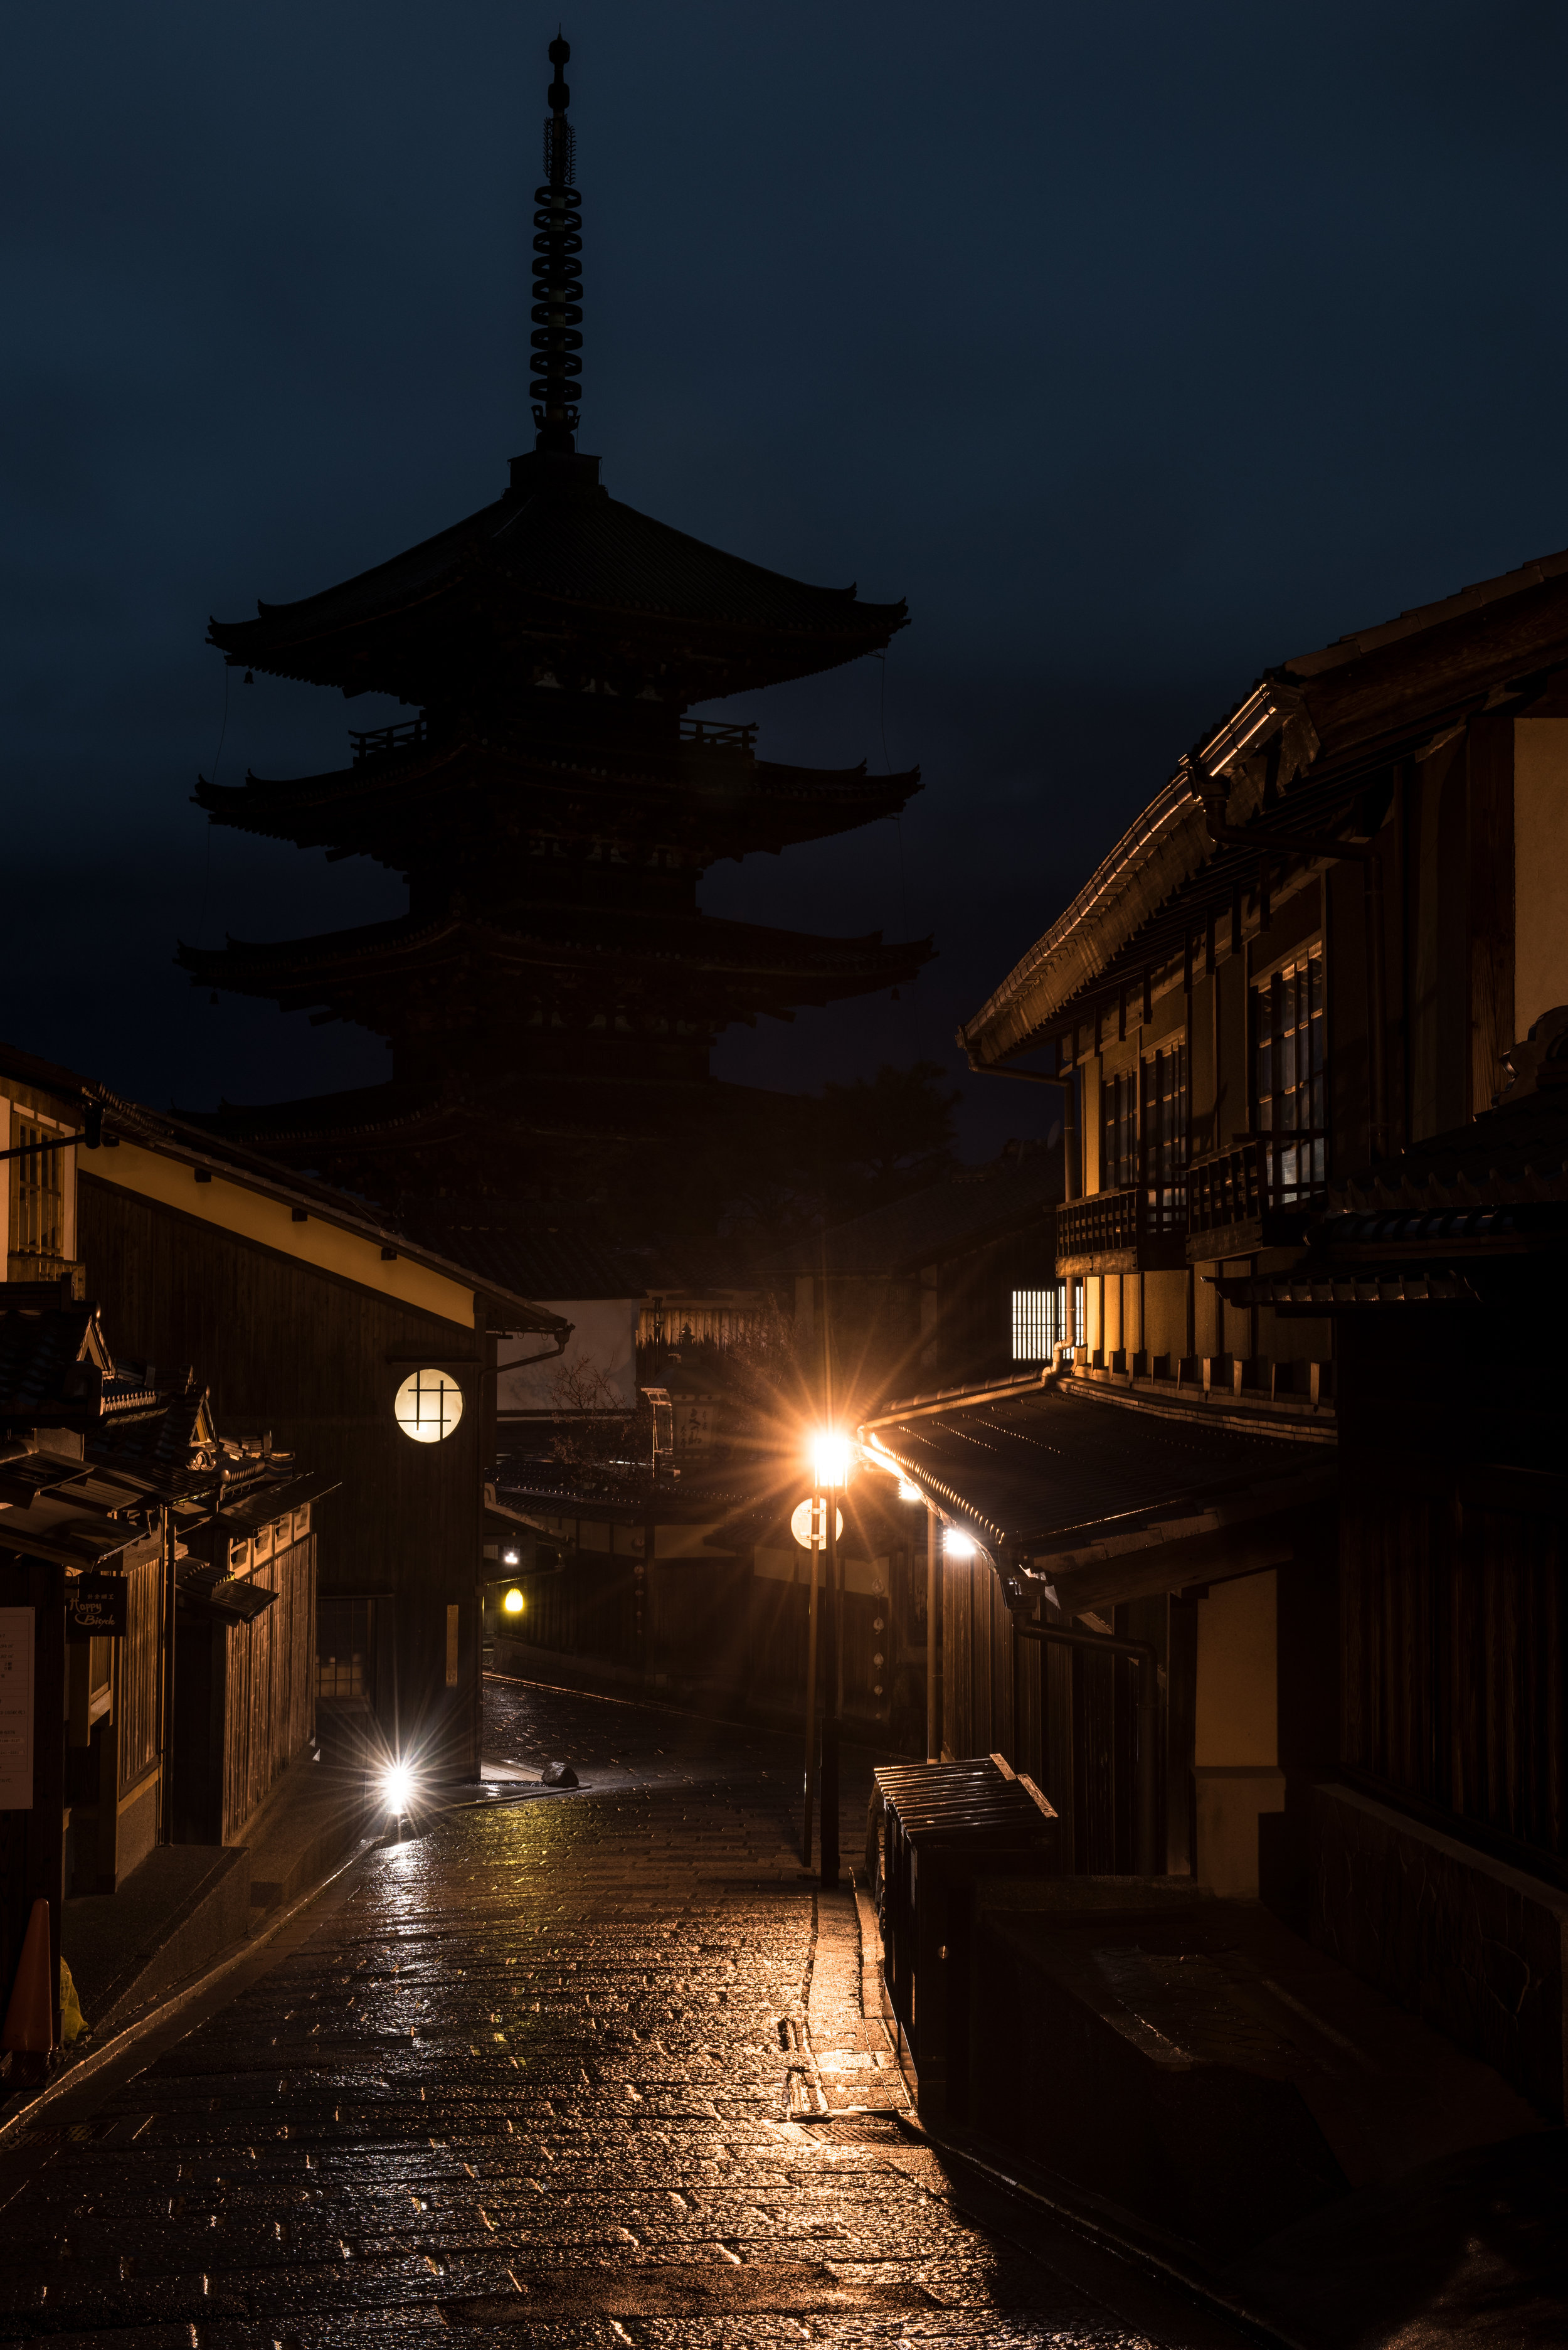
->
[1514, 719, 1568, 1037]
[496, 1296, 639, 1417]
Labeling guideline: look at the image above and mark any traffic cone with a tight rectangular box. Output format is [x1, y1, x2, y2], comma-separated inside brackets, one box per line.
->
[1, 1898, 56, 2053]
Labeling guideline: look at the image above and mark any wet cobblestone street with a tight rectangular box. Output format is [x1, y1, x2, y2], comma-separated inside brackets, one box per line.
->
[0, 1680, 1251, 2349]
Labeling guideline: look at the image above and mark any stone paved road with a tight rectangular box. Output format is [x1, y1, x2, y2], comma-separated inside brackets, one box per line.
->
[0, 1678, 1253, 2349]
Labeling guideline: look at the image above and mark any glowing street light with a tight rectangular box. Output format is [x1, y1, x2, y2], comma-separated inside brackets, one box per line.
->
[897, 1477, 921, 1504]
[812, 1430, 851, 1489]
[501, 1587, 525, 1617]
[945, 1528, 977, 1560]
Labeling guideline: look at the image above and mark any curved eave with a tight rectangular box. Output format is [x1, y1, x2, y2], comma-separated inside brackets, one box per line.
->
[178, 911, 933, 997]
[208, 487, 910, 696]
[193, 751, 923, 863]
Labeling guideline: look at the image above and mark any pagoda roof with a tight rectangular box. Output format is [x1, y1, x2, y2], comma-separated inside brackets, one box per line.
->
[177, 905, 931, 1024]
[194, 736, 921, 865]
[181, 1061, 790, 1176]
[208, 455, 909, 703]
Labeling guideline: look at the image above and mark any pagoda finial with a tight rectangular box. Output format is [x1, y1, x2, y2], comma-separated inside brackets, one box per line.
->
[531, 33, 583, 454]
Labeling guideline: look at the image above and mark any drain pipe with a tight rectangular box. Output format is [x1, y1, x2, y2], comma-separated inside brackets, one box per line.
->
[1192, 780, 1389, 1158]
[925, 1509, 940, 1763]
[1014, 1620, 1159, 1876]
[962, 1053, 1079, 1201]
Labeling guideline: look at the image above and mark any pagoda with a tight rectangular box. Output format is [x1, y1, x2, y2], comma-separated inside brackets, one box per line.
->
[183, 36, 928, 1228]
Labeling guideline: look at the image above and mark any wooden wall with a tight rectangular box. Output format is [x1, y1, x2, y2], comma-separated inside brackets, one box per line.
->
[940, 1547, 1180, 1877]
[80, 1176, 487, 1781]
[220, 1534, 316, 1844]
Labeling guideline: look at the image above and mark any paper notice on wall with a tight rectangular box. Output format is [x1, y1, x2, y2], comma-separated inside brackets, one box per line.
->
[0, 1607, 35, 1810]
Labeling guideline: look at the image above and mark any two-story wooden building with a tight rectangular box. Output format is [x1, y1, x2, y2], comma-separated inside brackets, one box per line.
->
[3, 1041, 568, 1792]
[874, 545, 1568, 2116]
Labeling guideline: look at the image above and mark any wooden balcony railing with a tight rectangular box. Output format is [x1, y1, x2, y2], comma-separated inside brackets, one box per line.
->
[348, 716, 429, 765]
[680, 718, 757, 753]
[1056, 1181, 1187, 1272]
[1187, 1132, 1327, 1255]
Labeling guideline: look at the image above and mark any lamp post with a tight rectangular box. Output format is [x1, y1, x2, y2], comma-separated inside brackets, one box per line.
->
[812, 1432, 850, 1891]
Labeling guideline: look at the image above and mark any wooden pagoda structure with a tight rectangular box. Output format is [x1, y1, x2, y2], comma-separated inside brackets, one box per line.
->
[184, 37, 927, 1221]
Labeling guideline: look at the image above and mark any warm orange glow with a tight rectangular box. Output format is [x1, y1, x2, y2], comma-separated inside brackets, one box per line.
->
[812, 1430, 852, 1488]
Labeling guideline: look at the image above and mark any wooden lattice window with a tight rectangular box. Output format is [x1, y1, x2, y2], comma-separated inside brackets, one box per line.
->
[9, 1119, 64, 1260]
[1254, 947, 1327, 1203]
[1139, 1042, 1189, 1231]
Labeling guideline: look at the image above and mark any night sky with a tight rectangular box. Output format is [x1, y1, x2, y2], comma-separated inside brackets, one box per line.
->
[8, 3, 1568, 1159]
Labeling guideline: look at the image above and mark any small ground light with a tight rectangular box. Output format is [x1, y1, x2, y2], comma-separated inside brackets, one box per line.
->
[502, 1587, 525, 1615]
[381, 1759, 416, 1814]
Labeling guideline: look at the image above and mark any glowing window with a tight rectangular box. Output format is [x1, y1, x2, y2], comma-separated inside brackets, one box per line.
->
[394, 1368, 464, 1444]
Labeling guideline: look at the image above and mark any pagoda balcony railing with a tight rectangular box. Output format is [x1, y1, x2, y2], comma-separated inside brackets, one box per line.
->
[1056, 1179, 1187, 1276]
[680, 718, 757, 754]
[349, 716, 429, 765]
[1185, 1130, 1328, 1261]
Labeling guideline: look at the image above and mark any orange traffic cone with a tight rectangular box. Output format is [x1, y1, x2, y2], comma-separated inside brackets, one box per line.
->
[1, 1898, 56, 2054]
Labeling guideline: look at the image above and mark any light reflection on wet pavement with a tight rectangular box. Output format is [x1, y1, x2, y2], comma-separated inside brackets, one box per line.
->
[0, 1675, 1248, 2347]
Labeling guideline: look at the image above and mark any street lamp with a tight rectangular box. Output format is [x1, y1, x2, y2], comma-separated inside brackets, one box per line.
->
[812, 1431, 852, 1491]
[808, 1429, 850, 1892]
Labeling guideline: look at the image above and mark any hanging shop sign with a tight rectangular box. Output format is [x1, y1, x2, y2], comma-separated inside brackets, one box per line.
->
[66, 1573, 128, 1642]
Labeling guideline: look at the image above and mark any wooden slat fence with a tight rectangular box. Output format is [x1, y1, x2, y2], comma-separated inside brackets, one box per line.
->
[220, 1534, 316, 1846]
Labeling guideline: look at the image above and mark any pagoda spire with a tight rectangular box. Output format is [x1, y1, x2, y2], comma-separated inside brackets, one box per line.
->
[531, 33, 584, 455]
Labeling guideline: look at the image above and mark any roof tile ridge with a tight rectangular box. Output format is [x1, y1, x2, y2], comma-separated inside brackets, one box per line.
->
[961, 775, 1200, 1055]
[1280, 545, 1568, 677]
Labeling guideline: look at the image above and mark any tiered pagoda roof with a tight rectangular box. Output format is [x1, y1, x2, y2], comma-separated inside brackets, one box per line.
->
[183, 36, 931, 1223]
[207, 449, 911, 706]
[194, 726, 919, 870]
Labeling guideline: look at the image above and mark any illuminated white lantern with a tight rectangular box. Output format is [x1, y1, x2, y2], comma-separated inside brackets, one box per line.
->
[393, 1368, 464, 1443]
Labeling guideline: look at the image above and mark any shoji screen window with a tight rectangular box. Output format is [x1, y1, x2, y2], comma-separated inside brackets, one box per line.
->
[1254, 946, 1327, 1204]
[1010, 1282, 1084, 1362]
[1140, 1042, 1189, 1231]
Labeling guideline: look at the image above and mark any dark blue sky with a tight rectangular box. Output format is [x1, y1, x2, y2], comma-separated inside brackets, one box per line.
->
[7, 2, 1568, 1154]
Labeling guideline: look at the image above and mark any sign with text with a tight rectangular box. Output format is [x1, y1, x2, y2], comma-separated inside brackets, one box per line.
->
[0, 1607, 35, 1809]
[67, 1573, 127, 1642]
[789, 1498, 844, 1549]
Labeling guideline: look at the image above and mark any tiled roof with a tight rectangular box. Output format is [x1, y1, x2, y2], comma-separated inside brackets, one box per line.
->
[861, 1372, 1333, 1603]
[209, 465, 907, 696]
[0, 1302, 101, 1420]
[960, 543, 1568, 1066]
[195, 746, 921, 864]
[178, 906, 930, 994]
[0, 1034, 569, 1336]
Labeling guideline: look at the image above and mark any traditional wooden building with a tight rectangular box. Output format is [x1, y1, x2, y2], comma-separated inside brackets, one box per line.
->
[0, 1277, 320, 2068]
[2, 1041, 568, 1797]
[874, 544, 1568, 2115]
[182, 38, 928, 1229]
